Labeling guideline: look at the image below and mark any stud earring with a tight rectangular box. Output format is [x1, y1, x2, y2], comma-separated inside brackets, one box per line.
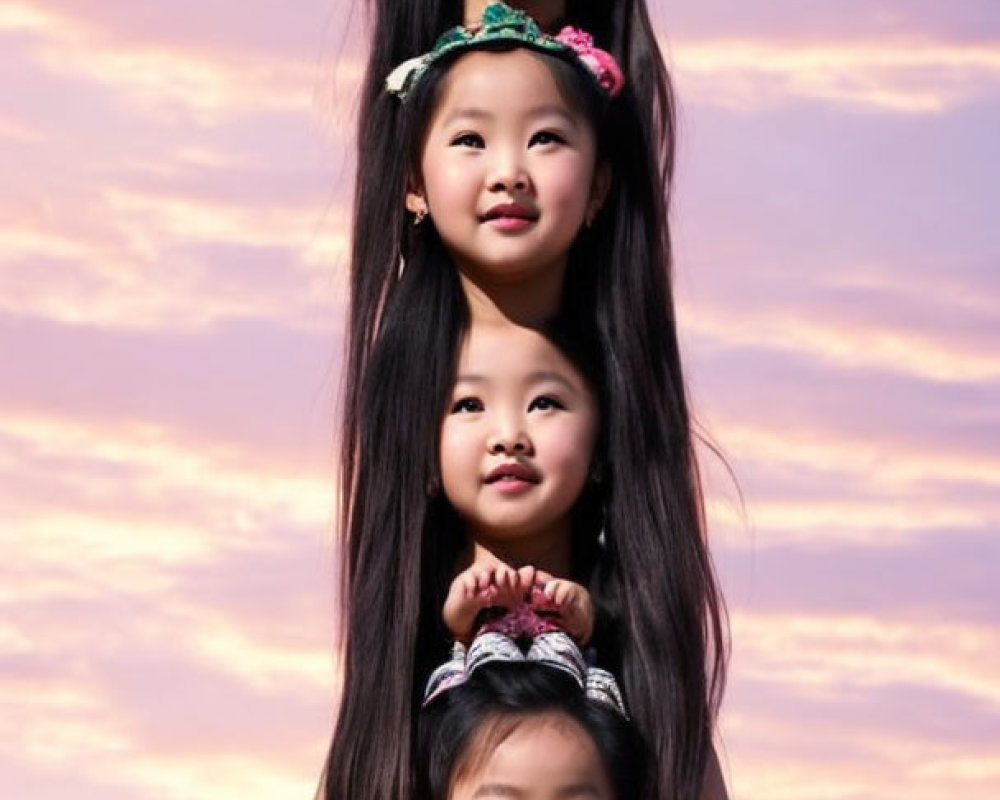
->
[413, 207, 428, 226]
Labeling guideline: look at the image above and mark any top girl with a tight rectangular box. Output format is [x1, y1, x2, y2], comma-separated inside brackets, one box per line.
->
[327, 4, 727, 800]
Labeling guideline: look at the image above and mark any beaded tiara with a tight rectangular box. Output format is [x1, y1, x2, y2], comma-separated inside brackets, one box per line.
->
[423, 606, 628, 718]
[385, 2, 624, 102]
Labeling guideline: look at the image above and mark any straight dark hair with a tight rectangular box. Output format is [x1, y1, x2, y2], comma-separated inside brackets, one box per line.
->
[417, 661, 648, 800]
[327, 5, 726, 800]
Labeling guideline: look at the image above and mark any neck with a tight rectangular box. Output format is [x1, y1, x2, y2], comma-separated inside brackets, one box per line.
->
[468, 520, 573, 577]
[458, 261, 566, 327]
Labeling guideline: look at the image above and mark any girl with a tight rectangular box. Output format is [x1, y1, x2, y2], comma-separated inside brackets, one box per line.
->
[343, 0, 678, 377]
[437, 320, 602, 649]
[326, 6, 727, 800]
[418, 624, 646, 800]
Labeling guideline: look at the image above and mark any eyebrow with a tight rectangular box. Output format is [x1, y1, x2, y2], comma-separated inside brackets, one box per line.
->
[453, 372, 580, 392]
[471, 784, 523, 799]
[468, 781, 603, 799]
[527, 370, 579, 391]
[555, 782, 604, 799]
[443, 104, 578, 128]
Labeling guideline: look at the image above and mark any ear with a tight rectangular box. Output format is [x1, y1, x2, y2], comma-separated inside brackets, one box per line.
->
[586, 162, 612, 222]
[405, 179, 428, 215]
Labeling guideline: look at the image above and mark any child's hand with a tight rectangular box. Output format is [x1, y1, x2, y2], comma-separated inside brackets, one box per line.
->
[442, 562, 520, 641]
[530, 569, 595, 646]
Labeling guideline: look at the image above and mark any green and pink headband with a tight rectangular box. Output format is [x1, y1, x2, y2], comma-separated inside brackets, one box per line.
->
[385, 2, 625, 102]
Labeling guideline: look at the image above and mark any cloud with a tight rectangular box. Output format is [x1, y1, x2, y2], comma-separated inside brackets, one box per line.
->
[0, 114, 47, 142]
[698, 413, 1000, 548]
[711, 420, 1000, 492]
[718, 609, 1000, 800]
[0, 402, 338, 799]
[681, 299, 1000, 384]
[732, 609, 1000, 709]
[1, 0, 354, 337]
[0, 1, 364, 120]
[0, 187, 348, 332]
[669, 37, 1000, 112]
[0, 409, 335, 550]
[707, 494, 994, 548]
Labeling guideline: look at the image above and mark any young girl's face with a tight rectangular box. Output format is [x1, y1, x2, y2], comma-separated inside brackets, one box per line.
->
[409, 48, 604, 289]
[450, 712, 614, 800]
[439, 324, 598, 550]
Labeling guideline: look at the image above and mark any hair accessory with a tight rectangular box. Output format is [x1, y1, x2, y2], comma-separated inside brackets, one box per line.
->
[385, 2, 624, 102]
[422, 604, 629, 718]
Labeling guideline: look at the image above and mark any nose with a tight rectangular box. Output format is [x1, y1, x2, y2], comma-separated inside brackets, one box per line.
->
[487, 423, 532, 456]
[486, 147, 531, 194]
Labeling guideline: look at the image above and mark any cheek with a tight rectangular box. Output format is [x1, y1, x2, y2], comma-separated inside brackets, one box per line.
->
[424, 152, 478, 207]
[438, 421, 476, 496]
[541, 155, 595, 215]
[540, 416, 597, 486]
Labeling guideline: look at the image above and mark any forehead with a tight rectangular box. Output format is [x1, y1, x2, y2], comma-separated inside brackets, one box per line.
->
[456, 324, 583, 382]
[434, 48, 581, 122]
[453, 713, 611, 800]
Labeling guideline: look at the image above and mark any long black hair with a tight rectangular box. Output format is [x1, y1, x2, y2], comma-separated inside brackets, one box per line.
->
[417, 661, 648, 800]
[327, 5, 727, 800]
[344, 0, 677, 440]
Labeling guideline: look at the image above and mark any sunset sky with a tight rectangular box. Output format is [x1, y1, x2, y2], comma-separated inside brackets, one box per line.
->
[2, 1, 998, 798]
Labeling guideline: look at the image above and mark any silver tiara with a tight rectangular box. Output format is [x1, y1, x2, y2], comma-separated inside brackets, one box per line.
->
[423, 629, 629, 718]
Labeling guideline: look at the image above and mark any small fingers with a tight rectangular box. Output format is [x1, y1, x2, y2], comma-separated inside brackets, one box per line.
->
[517, 565, 536, 593]
[539, 578, 571, 605]
[496, 564, 517, 591]
[534, 568, 555, 587]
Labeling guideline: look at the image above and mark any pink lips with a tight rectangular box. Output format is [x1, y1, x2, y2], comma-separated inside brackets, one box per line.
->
[484, 462, 540, 494]
[481, 202, 538, 231]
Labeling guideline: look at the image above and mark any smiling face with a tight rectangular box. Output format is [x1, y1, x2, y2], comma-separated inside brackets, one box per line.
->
[439, 323, 598, 557]
[409, 48, 604, 290]
[450, 712, 614, 800]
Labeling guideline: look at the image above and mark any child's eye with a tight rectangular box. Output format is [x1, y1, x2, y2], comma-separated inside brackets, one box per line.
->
[528, 395, 565, 412]
[450, 397, 484, 413]
[451, 132, 485, 148]
[529, 130, 566, 147]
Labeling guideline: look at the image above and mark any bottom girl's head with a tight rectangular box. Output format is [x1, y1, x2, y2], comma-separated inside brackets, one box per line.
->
[418, 662, 646, 800]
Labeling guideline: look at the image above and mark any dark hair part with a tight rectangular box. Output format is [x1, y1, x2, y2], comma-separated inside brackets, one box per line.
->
[417, 662, 647, 800]
[327, 3, 727, 800]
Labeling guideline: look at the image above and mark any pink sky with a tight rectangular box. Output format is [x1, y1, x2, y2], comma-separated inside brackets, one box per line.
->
[2, 1, 998, 798]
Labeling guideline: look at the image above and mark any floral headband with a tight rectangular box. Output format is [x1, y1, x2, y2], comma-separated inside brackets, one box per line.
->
[385, 2, 624, 102]
[423, 606, 629, 718]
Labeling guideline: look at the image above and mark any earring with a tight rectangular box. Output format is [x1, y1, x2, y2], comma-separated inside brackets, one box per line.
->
[413, 207, 428, 226]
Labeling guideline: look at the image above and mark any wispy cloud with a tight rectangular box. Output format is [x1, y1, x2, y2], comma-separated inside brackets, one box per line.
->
[713, 420, 1000, 492]
[670, 38, 1000, 112]
[0, 1, 344, 119]
[0, 402, 336, 799]
[0, 187, 347, 332]
[721, 609, 1000, 800]
[708, 494, 995, 548]
[0, 410, 335, 543]
[682, 300, 1000, 384]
